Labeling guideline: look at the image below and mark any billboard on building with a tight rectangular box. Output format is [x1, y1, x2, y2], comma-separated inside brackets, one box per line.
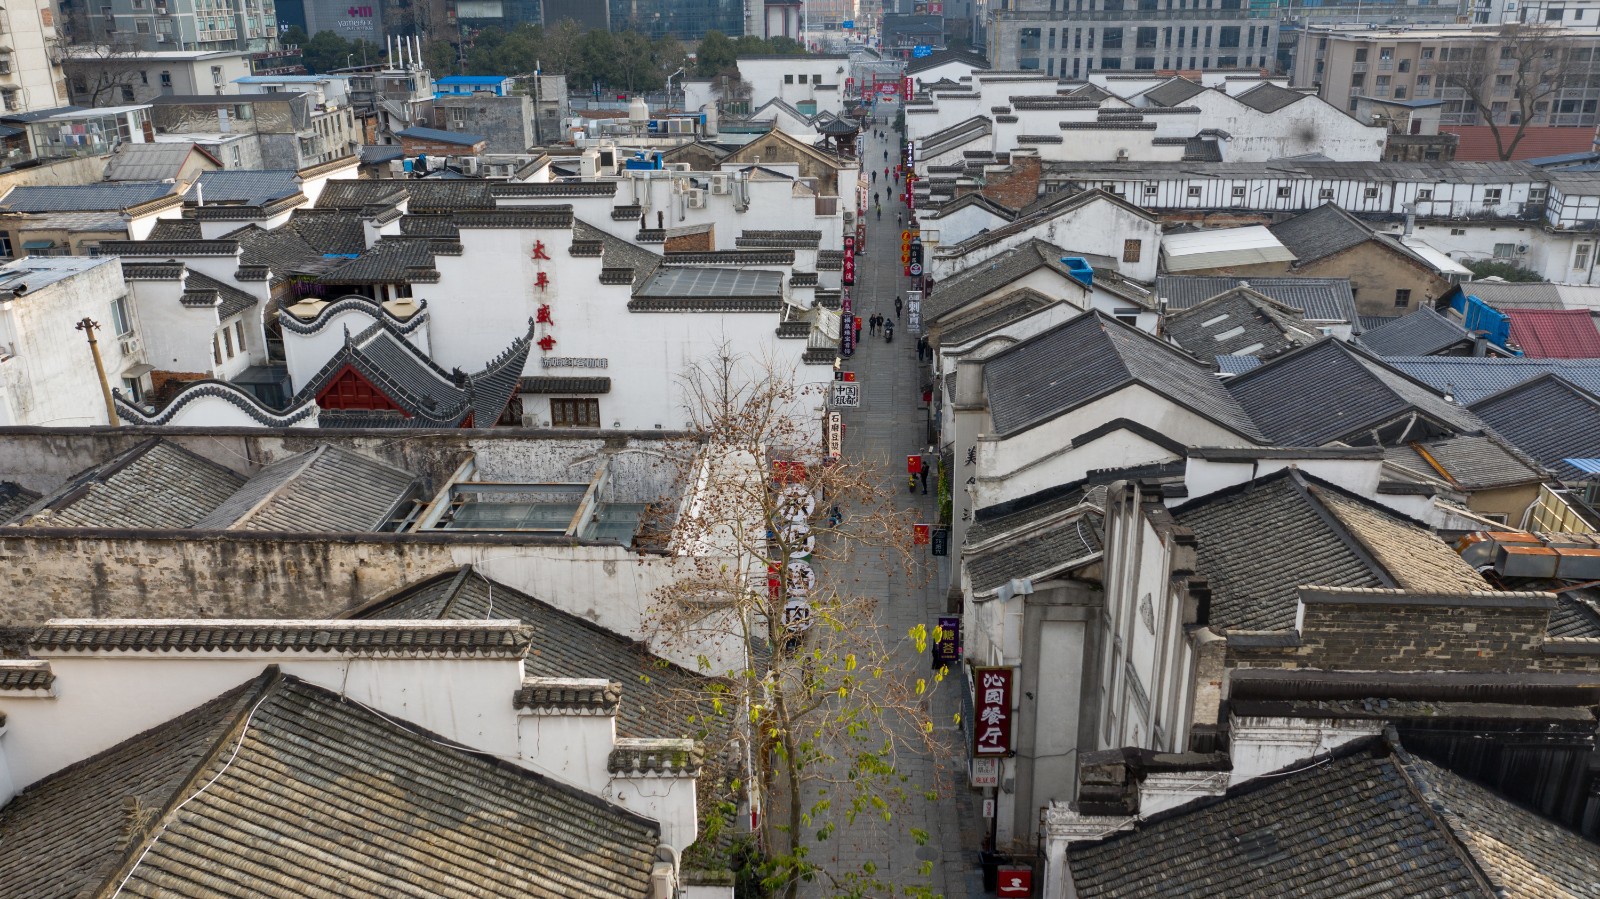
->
[304, 0, 381, 42]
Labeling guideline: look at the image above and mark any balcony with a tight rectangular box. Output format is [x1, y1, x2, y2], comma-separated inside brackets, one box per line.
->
[1352, 62, 1368, 73]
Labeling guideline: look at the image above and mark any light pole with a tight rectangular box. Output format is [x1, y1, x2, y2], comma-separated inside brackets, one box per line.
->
[666, 66, 684, 112]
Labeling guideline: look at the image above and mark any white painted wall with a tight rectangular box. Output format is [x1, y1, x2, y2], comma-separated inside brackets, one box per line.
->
[931, 197, 1162, 283]
[0, 647, 702, 853]
[281, 301, 430, 392]
[736, 57, 851, 117]
[0, 258, 130, 426]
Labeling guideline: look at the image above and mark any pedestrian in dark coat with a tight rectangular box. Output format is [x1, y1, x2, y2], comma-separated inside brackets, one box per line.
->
[895, 295, 903, 319]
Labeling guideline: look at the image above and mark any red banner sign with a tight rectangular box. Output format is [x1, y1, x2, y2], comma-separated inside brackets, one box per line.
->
[973, 667, 1013, 757]
[843, 235, 856, 286]
[997, 866, 1031, 898]
[913, 523, 931, 545]
[902, 75, 913, 101]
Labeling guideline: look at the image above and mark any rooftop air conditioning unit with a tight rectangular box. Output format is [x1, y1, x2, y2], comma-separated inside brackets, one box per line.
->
[156, 33, 170, 42]
[1517, 243, 1530, 254]
[688, 188, 707, 208]
[459, 156, 480, 175]
[711, 172, 731, 194]
[118, 335, 141, 357]
[669, 162, 692, 172]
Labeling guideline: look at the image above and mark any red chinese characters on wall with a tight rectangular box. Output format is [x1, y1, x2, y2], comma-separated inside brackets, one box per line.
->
[532, 239, 554, 351]
[973, 667, 1013, 757]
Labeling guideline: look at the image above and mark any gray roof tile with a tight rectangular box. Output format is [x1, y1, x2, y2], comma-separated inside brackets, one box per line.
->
[1068, 746, 1528, 898]
[355, 567, 720, 740]
[1154, 275, 1359, 324]
[181, 269, 258, 319]
[1141, 77, 1207, 107]
[1174, 469, 1485, 631]
[925, 238, 1086, 322]
[190, 445, 418, 532]
[184, 169, 300, 205]
[18, 439, 246, 529]
[0, 480, 41, 524]
[1454, 281, 1566, 310]
[1227, 339, 1486, 446]
[983, 311, 1265, 440]
[0, 183, 174, 213]
[0, 670, 660, 898]
[1384, 356, 1600, 405]
[1234, 81, 1308, 113]
[1162, 287, 1322, 358]
[146, 219, 203, 241]
[1357, 307, 1476, 356]
[965, 509, 1102, 596]
[104, 143, 211, 182]
[1382, 435, 1547, 489]
[1469, 374, 1600, 480]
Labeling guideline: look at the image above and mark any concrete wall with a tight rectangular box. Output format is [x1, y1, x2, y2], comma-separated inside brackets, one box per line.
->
[434, 95, 534, 154]
[1292, 240, 1451, 316]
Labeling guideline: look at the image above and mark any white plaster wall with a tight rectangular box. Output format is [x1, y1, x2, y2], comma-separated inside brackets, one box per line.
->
[926, 203, 1011, 246]
[280, 304, 429, 391]
[1178, 457, 1385, 505]
[0, 259, 129, 426]
[930, 198, 1161, 282]
[145, 393, 320, 427]
[736, 58, 849, 116]
[975, 385, 1254, 506]
[1225, 715, 1385, 787]
[2, 652, 701, 853]
[129, 278, 214, 375]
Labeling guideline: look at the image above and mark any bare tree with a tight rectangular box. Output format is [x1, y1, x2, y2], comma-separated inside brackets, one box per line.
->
[1435, 24, 1598, 160]
[54, 40, 148, 107]
[647, 346, 948, 899]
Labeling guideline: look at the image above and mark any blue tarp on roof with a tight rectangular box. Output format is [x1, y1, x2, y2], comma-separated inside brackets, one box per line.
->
[1563, 458, 1600, 475]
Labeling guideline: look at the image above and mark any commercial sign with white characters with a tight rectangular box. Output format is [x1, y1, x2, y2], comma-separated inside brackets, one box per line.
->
[973, 666, 1013, 757]
[540, 357, 608, 368]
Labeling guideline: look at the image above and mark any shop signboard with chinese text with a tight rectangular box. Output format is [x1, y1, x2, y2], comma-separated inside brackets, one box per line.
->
[973, 667, 1013, 757]
[933, 616, 960, 666]
[997, 866, 1032, 898]
[826, 411, 842, 459]
[843, 235, 856, 286]
[931, 526, 949, 556]
[841, 288, 854, 357]
[971, 757, 999, 787]
[907, 290, 923, 335]
[832, 382, 860, 407]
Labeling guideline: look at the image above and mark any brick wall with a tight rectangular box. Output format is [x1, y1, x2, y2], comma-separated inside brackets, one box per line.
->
[980, 153, 1042, 211]
[664, 226, 715, 253]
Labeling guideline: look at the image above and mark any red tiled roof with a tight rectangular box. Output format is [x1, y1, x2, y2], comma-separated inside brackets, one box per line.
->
[1440, 125, 1597, 162]
[1505, 308, 1600, 358]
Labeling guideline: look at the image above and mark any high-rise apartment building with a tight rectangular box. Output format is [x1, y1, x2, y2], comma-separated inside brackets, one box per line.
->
[986, 0, 1280, 78]
[63, 0, 278, 53]
[1293, 24, 1600, 124]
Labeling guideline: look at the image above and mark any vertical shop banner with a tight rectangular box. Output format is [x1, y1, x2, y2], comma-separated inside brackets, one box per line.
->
[902, 75, 913, 101]
[973, 667, 1014, 757]
[908, 289, 923, 336]
[933, 616, 961, 666]
[826, 411, 842, 459]
[843, 235, 856, 286]
[840, 288, 854, 358]
[913, 522, 931, 545]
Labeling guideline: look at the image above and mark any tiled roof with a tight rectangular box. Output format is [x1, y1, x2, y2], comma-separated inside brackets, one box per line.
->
[983, 311, 1265, 440]
[0, 182, 174, 213]
[0, 661, 52, 691]
[1358, 306, 1478, 356]
[1140, 77, 1207, 107]
[1174, 469, 1486, 631]
[1154, 275, 1359, 324]
[965, 508, 1103, 596]
[181, 269, 258, 319]
[190, 445, 419, 532]
[105, 143, 211, 182]
[520, 376, 612, 394]
[905, 46, 989, 75]
[0, 480, 40, 524]
[184, 169, 300, 205]
[296, 317, 531, 427]
[317, 236, 438, 284]
[938, 289, 1055, 347]
[1161, 287, 1321, 358]
[1234, 81, 1307, 113]
[1470, 375, 1600, 480]
[1383, 355, 1600, 405]
[1453, 281, 1566, 311]
[284, 207, 368, 255]
[924, 238, 1087, 323]
[17, 439, 245, 529]
[1547, 592, 1600, 638]
[1383, 435, 1547, 489]
[354, 566, 720, 739]
[573, 220, 662, 286]
[1267, 202, 1380, 265]
[1505, 308, 1600, 358]
[146, 218, 203, 241]
[1442, 124, 1598, 162]
[30, 619, 533, 656]
[395, 125, 488, 146]
[0, 670, 660, 898]
[1067, 740, 1600, 898]
[1226, 339, 1485, 446]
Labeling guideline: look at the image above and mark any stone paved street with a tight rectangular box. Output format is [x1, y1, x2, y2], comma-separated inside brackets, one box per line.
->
[799, 115, 987, 899]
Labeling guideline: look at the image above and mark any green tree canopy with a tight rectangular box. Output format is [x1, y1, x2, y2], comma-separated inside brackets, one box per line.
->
[298, 30, 382, 74]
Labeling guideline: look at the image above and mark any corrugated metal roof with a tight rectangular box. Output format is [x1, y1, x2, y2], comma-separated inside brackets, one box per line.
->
[1505, 309, 1600, 358]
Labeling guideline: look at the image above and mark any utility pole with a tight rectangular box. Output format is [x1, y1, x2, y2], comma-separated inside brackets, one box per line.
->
[75, 317, 118, 427]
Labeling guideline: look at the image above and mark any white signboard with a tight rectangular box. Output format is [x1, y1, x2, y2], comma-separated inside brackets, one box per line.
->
[907, 290, 923, 336]
[971, 757, 999, 788]
[832, 382, 861, 407]
[783, 599, 814, 632]
[827, 411, 842, 459]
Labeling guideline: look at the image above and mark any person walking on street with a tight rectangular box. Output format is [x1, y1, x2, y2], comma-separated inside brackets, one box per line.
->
[854, 316, 863, 344]
[876, 203, 881, 220]
[919, 458, 930, 496]
[895, 295, 904, 319]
